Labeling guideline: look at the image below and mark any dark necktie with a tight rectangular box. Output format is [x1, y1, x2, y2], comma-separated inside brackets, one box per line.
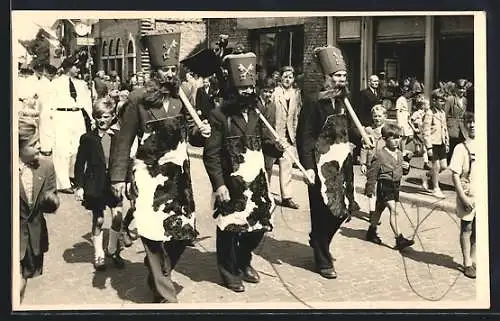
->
[69, 77, 77, 101]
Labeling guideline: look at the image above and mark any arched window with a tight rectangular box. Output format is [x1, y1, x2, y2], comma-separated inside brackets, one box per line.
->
[115, 38, 123, 80]
[116, 38, 123, 56]
[102, 41, 108, 57]
[127, 40, 134, 54]
[108, 39, 114, 57]
[126, 38, 137, 80]
[108, 39, 115, 73]
[101, 41, 108, 73]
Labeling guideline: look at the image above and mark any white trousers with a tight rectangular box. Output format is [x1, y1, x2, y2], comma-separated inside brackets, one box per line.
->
[278, 145, 297, 200]
[52, 110, 86, 190]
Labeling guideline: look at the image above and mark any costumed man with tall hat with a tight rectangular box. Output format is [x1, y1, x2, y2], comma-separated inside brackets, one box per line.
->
[202, 51, 284, 293]
[296, 46, 360, 279]
[109, 32, 211, 303]
[48, 56, 93, 193]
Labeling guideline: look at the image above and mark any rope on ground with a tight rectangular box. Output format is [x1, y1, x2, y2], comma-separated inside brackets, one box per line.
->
[253, 204, 315, 309]
[398, 199, 463, 301]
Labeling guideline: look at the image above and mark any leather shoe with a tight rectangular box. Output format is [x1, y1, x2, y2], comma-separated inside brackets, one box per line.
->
[241, 266, 260, 283]
[107, 251, 125, 269]
[319, 268, 337, 279]
[224, 282, 245, 293]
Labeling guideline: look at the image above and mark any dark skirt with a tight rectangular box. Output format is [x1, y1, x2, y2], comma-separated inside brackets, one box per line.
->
[376, 180, 401, 204]
[20, 244, 44, 279]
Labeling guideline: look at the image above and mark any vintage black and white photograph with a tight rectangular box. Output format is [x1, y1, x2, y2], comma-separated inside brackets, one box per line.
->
[11, 11, 489, 310]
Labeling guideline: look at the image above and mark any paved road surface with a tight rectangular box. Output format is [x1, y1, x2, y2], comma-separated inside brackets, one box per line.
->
[19, 152, 476, 308]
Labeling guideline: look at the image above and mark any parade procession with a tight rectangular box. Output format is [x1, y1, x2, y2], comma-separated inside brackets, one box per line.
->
[13, 14, 485, 308]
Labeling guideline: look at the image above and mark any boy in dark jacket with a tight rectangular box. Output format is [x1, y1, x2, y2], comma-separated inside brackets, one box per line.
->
[19, 116, 60, 302]
[364, 123, 414, 251]
[74, 97, 125, 271]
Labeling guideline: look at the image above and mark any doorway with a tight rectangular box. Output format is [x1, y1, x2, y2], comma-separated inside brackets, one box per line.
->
[338, 42, 361, 98]
[438, 35, 474, 83]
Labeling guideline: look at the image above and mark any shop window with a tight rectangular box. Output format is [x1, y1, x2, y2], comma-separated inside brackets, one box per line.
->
[250, 25, 304, 85]
[439, 15, 474, 35]
[375, 41, 425, 83]
[375, 16, 425, 42]
[337, 18, 361, 41]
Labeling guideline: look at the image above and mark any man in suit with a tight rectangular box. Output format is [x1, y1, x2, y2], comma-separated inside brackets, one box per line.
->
[359, 75, 382, 126]
[195, 76, 216, 120]
[270, 66, 302, 209]
[203, 51, 284, 293]
[110, 32, 211, 303]
[356, 75, 382, 160]
[47, 56, 93, 193]
[444, 78, 470, 163]
[19, 116, 60, 302]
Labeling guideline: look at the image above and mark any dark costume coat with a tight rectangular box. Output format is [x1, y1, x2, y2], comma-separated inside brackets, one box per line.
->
[109, 87, 205, 242]
[296, 94, 357, 218]
[203, 98, 283, 232]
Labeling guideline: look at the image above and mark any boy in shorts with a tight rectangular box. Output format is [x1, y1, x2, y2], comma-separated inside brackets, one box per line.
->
[365, 123, 414, 251]
[74, 98, 125, 271]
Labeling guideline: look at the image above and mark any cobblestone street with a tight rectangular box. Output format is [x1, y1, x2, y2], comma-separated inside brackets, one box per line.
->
[19, 150, 479, 309]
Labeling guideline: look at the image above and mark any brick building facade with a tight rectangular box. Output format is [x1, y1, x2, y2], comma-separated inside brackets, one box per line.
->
[88, 18, 207, 82]
[206, 15, 474, 102]
[53, 16, 474, 102]
[206, 17, 328, 99]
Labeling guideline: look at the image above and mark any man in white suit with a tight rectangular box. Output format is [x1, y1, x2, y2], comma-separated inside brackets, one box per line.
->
[270, 66, 302, 209]
[49, 56, 93, 193]
[31, 64, 58, 155]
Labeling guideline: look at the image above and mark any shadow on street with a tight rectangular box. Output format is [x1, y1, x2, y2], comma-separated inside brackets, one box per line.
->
[255, 235, 316, 272]
[400, 247, 461, 271]
[62, 232, 182, 304]
[339, 225, 395, 250]
[339, 226, 461, 271]
[174, 247, 222, 287]
[405, 177, 455, 192]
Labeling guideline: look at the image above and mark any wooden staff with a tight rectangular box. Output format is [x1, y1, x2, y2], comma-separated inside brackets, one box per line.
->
[178, 86, 205, 129]
[343, 97, 374, 149]
[253, 107, 315, 185]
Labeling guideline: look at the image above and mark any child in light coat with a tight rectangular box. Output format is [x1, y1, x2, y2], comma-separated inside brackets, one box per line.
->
[422, 89, 450, 198]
